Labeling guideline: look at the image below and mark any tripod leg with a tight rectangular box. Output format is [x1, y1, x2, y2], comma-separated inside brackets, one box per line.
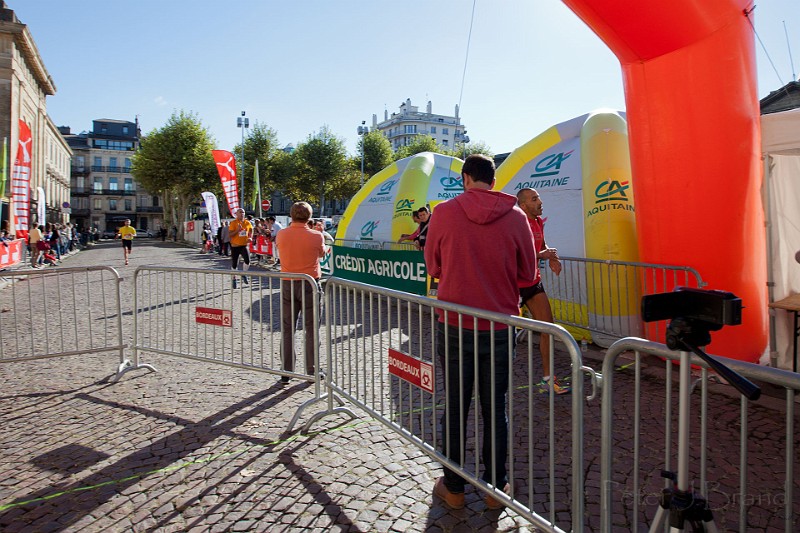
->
[649, 504, 669, 533]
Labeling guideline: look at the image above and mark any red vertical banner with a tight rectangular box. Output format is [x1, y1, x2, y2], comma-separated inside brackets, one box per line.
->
[212, 150, 239, 215]
[11, 120, 32, 241]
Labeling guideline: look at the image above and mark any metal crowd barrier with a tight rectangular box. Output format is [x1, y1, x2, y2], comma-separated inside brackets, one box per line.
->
[600, 337, 800, 532]
[540, 256, 706, 344]
[305, 277, 595, 532]
[129, 266, 326, 427]
[0, 266, 128, 376]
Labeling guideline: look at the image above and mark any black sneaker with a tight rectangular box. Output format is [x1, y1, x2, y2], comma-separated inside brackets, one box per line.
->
[232, 278, 237, 289]
[242, 276, 249, 285]
[280, 376, 290, 385]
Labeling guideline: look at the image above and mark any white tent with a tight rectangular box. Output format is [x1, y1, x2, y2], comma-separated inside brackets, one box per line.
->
[762, 108, 800, 370]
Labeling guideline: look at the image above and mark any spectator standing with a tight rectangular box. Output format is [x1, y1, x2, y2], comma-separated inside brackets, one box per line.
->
[267, 215, 283, 267]
[275, 202, 324, 385]
[28, 223, 44, 268]
[228, 208, 253, 287]
[424, 154, 537, 510]
[48, 223, 61, 261]
[220, 221, 230, 256]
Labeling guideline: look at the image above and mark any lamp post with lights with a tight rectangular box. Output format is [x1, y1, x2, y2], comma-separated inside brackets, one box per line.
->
[357, 121, 369, 188]
[236, 111, 249, 210]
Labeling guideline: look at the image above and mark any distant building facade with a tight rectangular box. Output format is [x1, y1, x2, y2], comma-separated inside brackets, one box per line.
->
[0, 1, 72, 229]
[372, 98, 467, 151]
[760, 80, 800, 114]
[62, 119, 163, 234]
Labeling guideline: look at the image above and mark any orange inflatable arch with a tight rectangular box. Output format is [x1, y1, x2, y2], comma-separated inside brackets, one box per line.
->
[562, 0, 766, 361]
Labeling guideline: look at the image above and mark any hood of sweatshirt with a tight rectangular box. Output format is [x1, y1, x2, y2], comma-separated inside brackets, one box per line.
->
[453, 188, 518, 225]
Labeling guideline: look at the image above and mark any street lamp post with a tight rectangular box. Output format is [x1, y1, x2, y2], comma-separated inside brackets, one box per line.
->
[457, 130, 470, 160]
[357, 120, 368, 188]
[236, 111, 249, 210]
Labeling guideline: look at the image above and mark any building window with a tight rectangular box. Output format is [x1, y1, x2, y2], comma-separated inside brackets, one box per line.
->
[109, 199, 117, 211]
[430, 126, 436, 134]
[93, 199, 102, 210]
[109, 177, 118, 191]
[442, 128, 449, 135]
[124, 178, 133, 191]
[404, 125, 417, 134]
[122, 126, 129, 134]
[153, 196, 159, 207]
[93, 177, 103, 192]
[125, 199, 132, 211]
[76, 176, 84, 192]
[124, 158, 132, 170]
[94, 156, 102, 167]
[442, 139, 449, 146]
[109, 157, 118, 169]
[76, 156, 84, 170]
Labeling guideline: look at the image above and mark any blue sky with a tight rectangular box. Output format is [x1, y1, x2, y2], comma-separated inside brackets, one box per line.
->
[12, 0, 800, 156]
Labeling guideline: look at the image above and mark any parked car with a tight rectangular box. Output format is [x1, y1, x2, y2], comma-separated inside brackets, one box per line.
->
[135, 228, 154, 237]
[101, 230, 117, 239]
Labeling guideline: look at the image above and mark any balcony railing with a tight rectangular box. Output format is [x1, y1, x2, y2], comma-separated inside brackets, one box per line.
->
[89, 189, 137, 196]
[90, 166, 133, 173]
[136, 206, 164, 213]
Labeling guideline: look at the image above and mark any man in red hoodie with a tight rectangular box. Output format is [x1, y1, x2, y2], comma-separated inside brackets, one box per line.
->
[425, 154, 537, 510]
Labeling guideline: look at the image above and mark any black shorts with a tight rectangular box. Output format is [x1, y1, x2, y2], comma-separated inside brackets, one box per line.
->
[519, 281, 545, 303]
[231, 245, 250, 267]
[122, 239, 132, 250]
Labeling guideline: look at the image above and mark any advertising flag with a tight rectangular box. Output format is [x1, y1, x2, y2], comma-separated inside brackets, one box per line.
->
[36, 186, 45, 225]
[11, 120, 32, 241]
[0, 137, 7, 198]
[212, 150, 239, 214]
[201, 191, 221, 235]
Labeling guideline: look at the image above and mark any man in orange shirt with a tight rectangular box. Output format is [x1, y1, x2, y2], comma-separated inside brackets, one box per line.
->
[228, 208, 253, 288]
[275, 201, 325, 385]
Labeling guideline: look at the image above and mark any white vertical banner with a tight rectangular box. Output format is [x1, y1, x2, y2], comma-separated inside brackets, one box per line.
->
[36, 186, 45, 225]
[201, 191, 221, 235]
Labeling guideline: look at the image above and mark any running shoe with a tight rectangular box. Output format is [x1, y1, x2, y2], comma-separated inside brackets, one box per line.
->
[539, 376, 571, 395]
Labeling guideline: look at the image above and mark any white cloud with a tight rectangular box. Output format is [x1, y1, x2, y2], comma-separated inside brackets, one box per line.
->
[154, 96, 167, 106]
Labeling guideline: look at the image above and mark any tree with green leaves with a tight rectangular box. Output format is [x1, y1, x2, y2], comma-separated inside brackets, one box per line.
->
[292, 126, 349, 216]
[130, 111, 217, 238]
[457, 140, 494, 159]
[357, 130, 394, 179]
[393, 135, 450, 161]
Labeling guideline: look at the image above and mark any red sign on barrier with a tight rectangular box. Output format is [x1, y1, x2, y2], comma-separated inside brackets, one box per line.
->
[388, 348, 434, 393]
[195, 307, 232, 327]
[0, 239, 23, 268]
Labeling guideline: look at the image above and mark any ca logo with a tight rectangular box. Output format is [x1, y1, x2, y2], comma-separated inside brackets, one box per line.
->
[595, 180, 630, 203]
[361, 220, 380, 238]
[532, 151, 573, 177]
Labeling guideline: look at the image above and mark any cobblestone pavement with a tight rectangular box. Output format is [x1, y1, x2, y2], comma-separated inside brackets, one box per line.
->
[0, 240, 798, 532]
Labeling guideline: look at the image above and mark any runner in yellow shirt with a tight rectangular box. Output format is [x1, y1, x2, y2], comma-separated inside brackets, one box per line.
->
[116, 219, 136, 265]
[229, 208, 253, 287]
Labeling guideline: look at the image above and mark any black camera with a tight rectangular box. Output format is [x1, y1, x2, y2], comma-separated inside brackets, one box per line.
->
[641, 287, 742, 329]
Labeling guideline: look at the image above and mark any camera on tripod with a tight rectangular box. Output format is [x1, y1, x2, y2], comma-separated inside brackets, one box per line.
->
[641, 287, 742, 349]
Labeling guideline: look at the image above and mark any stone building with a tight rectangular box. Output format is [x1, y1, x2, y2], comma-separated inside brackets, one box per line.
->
[372, 98, 468, 151]
[0, 1, 71, 230]
[62, 119, 163, 235]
